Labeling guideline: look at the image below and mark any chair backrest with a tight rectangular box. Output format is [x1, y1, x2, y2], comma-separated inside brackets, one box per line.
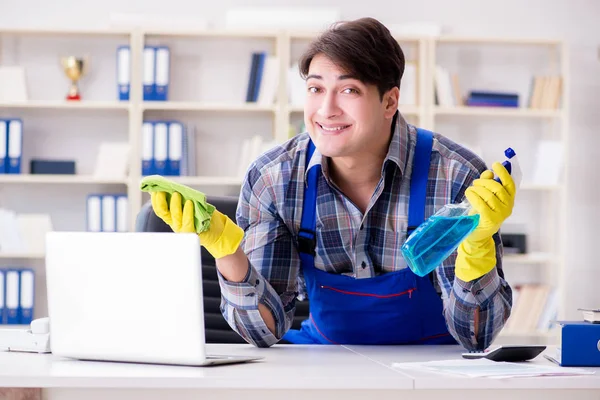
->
[135, 194, 309, 343]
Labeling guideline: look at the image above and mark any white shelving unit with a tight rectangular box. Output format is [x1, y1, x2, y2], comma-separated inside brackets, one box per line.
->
[428, 36, 569, 345]
[0, 28, 568, 341]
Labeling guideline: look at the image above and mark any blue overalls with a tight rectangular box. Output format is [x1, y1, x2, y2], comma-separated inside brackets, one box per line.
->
[282, 128, 457, 345]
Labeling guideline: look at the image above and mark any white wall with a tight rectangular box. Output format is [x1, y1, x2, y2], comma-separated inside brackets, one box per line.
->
[1, 0, 599, 317]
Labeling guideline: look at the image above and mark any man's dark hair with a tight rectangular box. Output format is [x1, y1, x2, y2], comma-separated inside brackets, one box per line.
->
[299, 17, 405, 100]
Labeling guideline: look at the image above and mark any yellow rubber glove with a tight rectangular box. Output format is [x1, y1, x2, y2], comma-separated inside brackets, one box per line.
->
[455, 162, 516, 282]
[150, 191, 244, 259]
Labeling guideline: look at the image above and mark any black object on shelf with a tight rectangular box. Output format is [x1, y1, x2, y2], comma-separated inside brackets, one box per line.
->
[501, 233, 527, 254]
[30, 159, 76, 175]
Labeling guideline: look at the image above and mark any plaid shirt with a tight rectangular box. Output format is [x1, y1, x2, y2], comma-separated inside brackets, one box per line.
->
[217, 112, 513, 350]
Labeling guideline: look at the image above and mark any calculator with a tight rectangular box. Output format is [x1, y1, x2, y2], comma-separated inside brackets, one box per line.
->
[461, 345, 547, 362]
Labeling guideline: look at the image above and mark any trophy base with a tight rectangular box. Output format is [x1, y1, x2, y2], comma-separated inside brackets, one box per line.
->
[66, 94, 81, 101]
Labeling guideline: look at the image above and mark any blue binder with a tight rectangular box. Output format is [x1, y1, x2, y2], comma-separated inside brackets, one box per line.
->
[117, 46, 131, 101]
[153, 121, 168, 175]
[86, 194, 103, 232]
[0, 119, 7, 174]
[142, 121, 154, 175]
[154, 46, 170, 101]
[7, 119, 22, 174]
[166, 121, 183, 176]
[546, 321, 600, 366]
[18, 269, 34, 325]
[143, 46, 156, 101]
[252, 52, 266, 101]
[4, 269, 20, 324]
[0, 269, 5, 324]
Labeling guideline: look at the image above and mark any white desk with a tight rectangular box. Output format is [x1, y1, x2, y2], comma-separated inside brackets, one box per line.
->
[0, 344, 598, 400]
[346, 344, 600, 399]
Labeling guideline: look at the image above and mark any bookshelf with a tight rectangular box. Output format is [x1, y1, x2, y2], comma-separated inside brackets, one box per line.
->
[0, 28, 568, 341]
[428, 36, 569, 345]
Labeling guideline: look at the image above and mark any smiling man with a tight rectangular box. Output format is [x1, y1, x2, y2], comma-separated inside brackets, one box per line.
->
[150, 17, 515, 351]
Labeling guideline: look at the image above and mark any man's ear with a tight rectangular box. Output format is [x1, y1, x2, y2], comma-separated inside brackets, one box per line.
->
[383, 87, 399, 118]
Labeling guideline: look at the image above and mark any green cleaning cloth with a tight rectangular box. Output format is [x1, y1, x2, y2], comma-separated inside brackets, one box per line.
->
[140, 175, 215, 233]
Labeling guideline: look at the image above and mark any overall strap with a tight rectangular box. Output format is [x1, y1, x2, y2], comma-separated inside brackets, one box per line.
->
[407, 128, 434, 236]
[298, 139, 319, 265]
[298, 128, 433, 260]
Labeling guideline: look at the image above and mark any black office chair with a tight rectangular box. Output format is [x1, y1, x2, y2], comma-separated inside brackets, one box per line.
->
[135, 194, 309, 344]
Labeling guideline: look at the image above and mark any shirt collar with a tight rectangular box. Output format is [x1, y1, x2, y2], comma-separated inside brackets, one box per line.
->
[303, 111, 410, 183]
[384, 111, 410, 177]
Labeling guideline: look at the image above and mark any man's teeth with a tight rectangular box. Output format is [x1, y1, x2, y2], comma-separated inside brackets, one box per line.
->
[320, 125, 349, 131]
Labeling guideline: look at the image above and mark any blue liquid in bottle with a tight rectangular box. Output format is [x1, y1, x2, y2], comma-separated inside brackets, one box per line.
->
[402, 147, 521, 277]
[401, 213, 480, 277]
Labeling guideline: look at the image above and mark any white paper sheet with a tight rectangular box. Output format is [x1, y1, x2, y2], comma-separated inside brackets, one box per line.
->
[392, 359, 595, 379]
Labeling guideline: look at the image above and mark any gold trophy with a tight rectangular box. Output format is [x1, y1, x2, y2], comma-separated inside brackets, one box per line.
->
[61, 56, 87, 101]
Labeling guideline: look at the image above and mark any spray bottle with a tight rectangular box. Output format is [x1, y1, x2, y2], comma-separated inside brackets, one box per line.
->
[401, 148, 522, 277]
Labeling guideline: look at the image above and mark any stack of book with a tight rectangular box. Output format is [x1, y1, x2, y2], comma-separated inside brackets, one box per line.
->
[245, 52, 279, 105]
[465, 91, 519, 107]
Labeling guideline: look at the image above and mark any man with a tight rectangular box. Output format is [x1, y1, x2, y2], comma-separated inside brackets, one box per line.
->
[150, 17, 515, 351]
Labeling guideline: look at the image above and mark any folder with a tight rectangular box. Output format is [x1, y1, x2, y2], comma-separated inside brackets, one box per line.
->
[153, 122, 168, 175]
[101, 194, 116, 232]
[181, 124, 196, 176]
[5, 269, 19, 324]
[142, 121, 154, 176]
[167, 121, 183, 176]
[0, 120, 6, 174]
[86, 194, 102, 232]
[116, 195, 128, 232]
[117, 46, 131, 101]
[253, 52, 267, 102]
[154, 46, 170, 101]
[18, 269, 34, 325]
[0, 269, 5, 324]
[7, 119, 22, 174]
[546, 321, 600, 366]
[143, 46, 156, 101]
[246, 53, 259, 102]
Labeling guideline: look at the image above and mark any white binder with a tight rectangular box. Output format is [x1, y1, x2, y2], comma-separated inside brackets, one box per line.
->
[116, 195, 128, 232]
[86, 195, 102, 232]
[101, 195, 116, 232]
[117, 46, 131, 101]
[141, 122, 154, 175]
[0, 120, 6, 174]
[153, 122, 168, 175]
[167, 122, 183, 176]
[0, 269, 4, 324]
[19, 269, 34, 325]
[143, 46, 156, 101]
[5, 270, 19, 324]
[154, 47, 170, 101]
[7, 119, 22, 174]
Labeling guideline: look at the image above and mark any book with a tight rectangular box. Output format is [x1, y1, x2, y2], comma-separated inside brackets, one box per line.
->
[578, 308, 600, 324]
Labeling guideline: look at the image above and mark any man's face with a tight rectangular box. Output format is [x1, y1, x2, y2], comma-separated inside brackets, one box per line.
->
[303, 54, 398, 160]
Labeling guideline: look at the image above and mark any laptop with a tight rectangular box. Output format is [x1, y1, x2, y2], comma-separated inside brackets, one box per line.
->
[45, 231, 263, 366]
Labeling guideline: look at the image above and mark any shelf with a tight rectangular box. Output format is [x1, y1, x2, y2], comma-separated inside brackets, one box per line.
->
[520, 183, 561, 191]
[0, 325, 30, 329]
[436, 36, 561, 46]
[0, 175, 128, 185]
[503, 252, 552, 264]
[0, 27, 130, 37]
[0, 101, 130, 111]
[289, 30, 422, 44]
[434, 106, 562, 118]
[142, 102, 276, 113]
[0, 252, 45, 259]
[143, 29, 278, 40]
[288, 105, 422, 116]
[169, 176, 243, 186]
[398, 106, 422, 116]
